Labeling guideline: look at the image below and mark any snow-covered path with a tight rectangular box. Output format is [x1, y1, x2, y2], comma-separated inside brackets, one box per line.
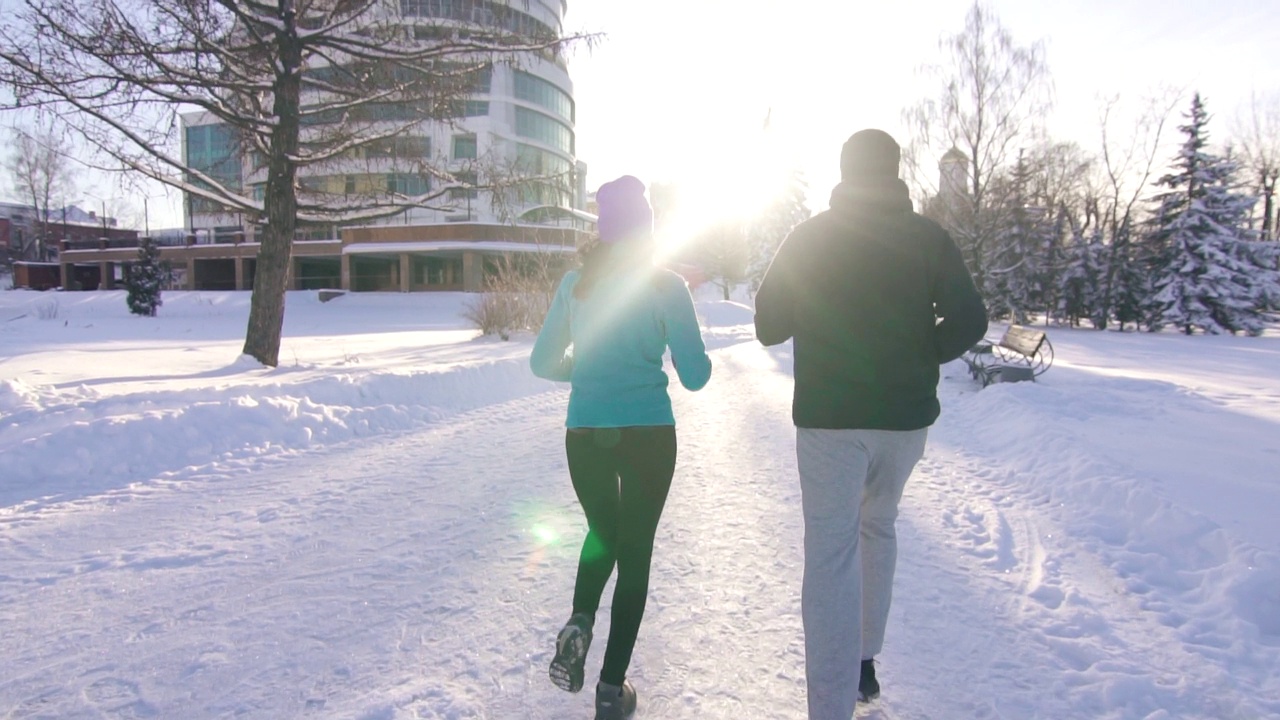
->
[2, 307, 1278, 718]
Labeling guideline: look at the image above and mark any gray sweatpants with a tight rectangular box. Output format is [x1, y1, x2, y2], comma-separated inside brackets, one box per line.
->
[796, 427, 928, 720]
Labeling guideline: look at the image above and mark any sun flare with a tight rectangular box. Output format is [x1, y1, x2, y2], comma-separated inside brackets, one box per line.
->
[644, 127, 799, 263]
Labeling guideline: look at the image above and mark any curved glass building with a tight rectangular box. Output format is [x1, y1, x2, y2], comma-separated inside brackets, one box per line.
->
[106, 0, 593, 293]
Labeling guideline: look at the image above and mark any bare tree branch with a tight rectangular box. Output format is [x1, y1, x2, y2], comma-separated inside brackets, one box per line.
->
[1229, 90, 1280, 240]
[902, 0, 1052, 289]
[5, 119, 77, 262]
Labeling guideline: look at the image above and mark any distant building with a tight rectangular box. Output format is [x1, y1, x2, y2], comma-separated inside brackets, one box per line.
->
[59, 0, 594, 294]
[0, 201, 138, 289]
[934, 147, 970, 234]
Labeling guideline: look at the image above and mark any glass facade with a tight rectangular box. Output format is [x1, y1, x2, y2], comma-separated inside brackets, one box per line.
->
[305, 62, 491, 95]
[186, 124, 241, 187]
[301, 99, 488, 126]
[186, 0, 577, 238]
[399, 0, 558, 42]
[515, 181, 570, 207]
[185, 123, 241, 213]
[516, 143, 571, 176]
[514, 71, 574, 122]
[284, 173, 449, 198]
[515, 107, 573, 154]
[514, 144, 573, 208]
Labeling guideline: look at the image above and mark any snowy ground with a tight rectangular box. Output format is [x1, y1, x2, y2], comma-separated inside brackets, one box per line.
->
[1, 287, 1277, 720]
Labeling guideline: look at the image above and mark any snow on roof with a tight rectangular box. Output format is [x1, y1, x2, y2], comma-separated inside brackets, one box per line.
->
[518, 205, 598, 223]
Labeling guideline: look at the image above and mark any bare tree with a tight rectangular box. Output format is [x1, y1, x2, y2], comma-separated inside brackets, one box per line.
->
[1230, 91, 1280, 241]
[1024, 141, 1092, 217]
[1093, 90, 1181, 329]
[1018, 140, 1093, 321]
[0, 0, 584, 365]
[6, 122, 75, 262]
[903, 1, 1053, 290]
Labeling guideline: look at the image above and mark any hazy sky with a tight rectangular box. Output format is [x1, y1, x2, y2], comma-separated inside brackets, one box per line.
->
[5, 0, 1278, 232]
[565, 0, 1280, 230]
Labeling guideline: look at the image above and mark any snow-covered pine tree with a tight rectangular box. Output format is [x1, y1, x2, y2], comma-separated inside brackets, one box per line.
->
[746, 171, 810, 294]
[126, 236, 167, 317]
[1233, 235, 1280, 315]
[1057, 222, 1104, 327]
[1144, 94, 1266, 335]
[984, 157, 1053, 322]
[1109, 217, 1150, 331]
[1036, 206, 1068, 323]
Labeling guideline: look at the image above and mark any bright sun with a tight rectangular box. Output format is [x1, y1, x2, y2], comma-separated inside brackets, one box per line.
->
[646, 127, 798, 262]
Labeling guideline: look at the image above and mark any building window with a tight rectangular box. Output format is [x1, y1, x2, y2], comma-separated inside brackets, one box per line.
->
[465, 65, 493, 94]
[516, 143, 571, 176]
[387, 173, 430, 195]
[366, 135, 430, 159]
[448, 100, 489, 118]
[515, 180, 570, 208]
[514, 70, 574, 123]
[399, 0, 558, 43]
[449, 171, 479, 200]
[299, 106, 346, 126]
[299, 176, 327, 194]
[354, 102, 420, 123]
[344, 176, 357, 195]
[184, 123, 242, 214]
[453, 134, 477, 160]
[191, 197, 229, 214]
[515, 107, 574, 155]
[422, 256, 461, 286]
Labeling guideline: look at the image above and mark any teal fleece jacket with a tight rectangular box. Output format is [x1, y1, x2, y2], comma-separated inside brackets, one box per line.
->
[530, 267, 712, 428]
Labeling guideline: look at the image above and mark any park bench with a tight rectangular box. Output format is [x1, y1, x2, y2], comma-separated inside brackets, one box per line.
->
[962, 324, 1054, 387]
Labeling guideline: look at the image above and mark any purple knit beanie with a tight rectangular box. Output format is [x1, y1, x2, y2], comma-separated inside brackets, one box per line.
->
[595, 175, 653, 245]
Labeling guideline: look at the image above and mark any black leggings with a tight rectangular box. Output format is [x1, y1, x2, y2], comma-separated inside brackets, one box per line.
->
[565, 425, 677, 686]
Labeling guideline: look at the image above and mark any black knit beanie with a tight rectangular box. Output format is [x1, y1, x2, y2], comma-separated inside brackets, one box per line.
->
[840, 129, 901, 180]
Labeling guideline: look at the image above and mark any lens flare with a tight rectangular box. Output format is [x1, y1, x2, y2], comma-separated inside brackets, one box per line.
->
[532, 523, 560, 546]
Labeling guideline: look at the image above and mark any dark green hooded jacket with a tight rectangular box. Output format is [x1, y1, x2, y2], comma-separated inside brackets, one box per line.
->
[754, 177, 987, 430]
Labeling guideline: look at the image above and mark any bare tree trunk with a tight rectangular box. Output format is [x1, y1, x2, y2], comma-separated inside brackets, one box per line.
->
[243, 2, 302, 368]
[1262, 169, 1277, 241]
